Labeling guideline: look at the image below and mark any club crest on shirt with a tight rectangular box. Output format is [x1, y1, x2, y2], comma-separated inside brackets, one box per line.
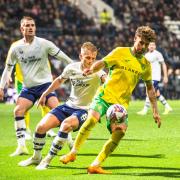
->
[19, 49, 23, 54]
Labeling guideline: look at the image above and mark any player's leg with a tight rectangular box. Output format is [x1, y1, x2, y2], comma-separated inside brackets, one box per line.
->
[60, 97, 107, 164]
[46, 95, 74, 145]
[18, 113, 60, 167]
[46, 95, 59, 109]
[67, 131, 74, 150]
[10, 97, 33, 157]
[15, 79, 32, 140]
[36, 111, 83, 170]
[24, 111, 32, 140]
[40, 105, 50, 117]
[137, 81, 160, 115]
[156, 90, 172, 114]
[24, 111, 30, 132]
[88, 116, 128, 174]
[40, 105, 56, 137]
[46, 95, 60, 135]
[137, 96, 150, 115]
[60, 109, 99, 164]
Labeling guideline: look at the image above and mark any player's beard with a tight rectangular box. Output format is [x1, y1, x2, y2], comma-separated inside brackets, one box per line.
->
[136, 48, 146, 56]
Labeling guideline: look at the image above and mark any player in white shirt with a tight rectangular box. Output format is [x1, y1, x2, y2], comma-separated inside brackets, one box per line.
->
[0, 16, 73, 157]
[18, 42, 106, 170]
[137, 42, 172, 115]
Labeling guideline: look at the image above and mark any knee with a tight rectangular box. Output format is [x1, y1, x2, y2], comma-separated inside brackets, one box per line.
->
[111, 123, 127, 134]
[14, 105, 26, 116]
[61, 122, 73, 133]
[36, 123, 46, 134]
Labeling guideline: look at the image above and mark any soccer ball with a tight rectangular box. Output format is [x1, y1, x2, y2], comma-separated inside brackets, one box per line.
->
[106, 104, 127, 124]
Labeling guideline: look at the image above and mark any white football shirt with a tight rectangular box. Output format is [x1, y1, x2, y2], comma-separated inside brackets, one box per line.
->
[5, 36, 72, 88]
[145, 50, 164, 81]
[60, 62, 106, 109]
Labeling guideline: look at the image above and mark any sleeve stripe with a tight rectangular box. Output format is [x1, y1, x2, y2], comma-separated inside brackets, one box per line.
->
[53, 49, 61, 57]
[7, 64, 14, 67]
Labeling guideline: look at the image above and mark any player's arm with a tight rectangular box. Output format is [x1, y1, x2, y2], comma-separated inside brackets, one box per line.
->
[83, 60, 105, 76]
[145, 80, 161, 128]
[0, 44, 16, 100]
[55, 50, 73, 64]
[162, 62, 168, 84]
[37, 76, 66, 107]
[101, 74, 107, 83]
[98, 70, 107, 83]
[158, 52, 168, 84]
[47, 40, 73, 64]
[0, 65, 14, 100]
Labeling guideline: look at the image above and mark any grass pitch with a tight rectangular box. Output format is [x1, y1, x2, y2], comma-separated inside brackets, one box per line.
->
[0, 100, 179, 180]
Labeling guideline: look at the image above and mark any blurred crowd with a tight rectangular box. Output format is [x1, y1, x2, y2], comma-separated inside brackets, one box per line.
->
[0, 0, 179, 101]
[103, 0, 180, 69]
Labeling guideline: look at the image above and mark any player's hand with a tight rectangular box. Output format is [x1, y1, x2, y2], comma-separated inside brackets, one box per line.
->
[37, 94, 46, 108]
[7, 77, 12, 86]
[163, 76, 168, 85]
[0, 88, 4, 101]
[83, 68, 93, 76]
[153, 112, 161, 128]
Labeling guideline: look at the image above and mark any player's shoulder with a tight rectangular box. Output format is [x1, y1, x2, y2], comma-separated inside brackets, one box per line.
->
[143, 56, 151, 66]
[107, 47, 127, 57]
[34, 36, 49, 43]
[8, 39, 25, 54]
[33, 36, 48, 43]
[154, 49, 163, 56]
[10, 39, 24, 49]
[113, 47, 128, 52]
[35, 36, 57, 49]
[67, 61, 78, 66]
[65, 61, 79, 69]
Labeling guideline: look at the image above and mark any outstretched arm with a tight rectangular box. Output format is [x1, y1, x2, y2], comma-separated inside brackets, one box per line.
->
[83, 60, 105, 76]
[145, 81, 161, 128]
[55, 50, 73, 64]
[37, 77, 66, 107]
[47, 40, 73, 64]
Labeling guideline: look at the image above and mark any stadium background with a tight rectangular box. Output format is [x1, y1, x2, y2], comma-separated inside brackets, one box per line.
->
[0, 1, 180, 179]
[0, 0, 180, 103]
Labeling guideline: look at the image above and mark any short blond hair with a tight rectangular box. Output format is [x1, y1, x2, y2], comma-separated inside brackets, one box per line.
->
[81, 42, 98, 52]
[135, 26, 156, 43]
[20, 16, 35, 27]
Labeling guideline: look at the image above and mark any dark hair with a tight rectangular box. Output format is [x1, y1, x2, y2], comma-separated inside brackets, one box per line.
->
[135, 26, 156, 43]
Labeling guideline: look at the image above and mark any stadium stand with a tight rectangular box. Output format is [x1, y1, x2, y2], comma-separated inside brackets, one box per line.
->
[0, 0, 179, 100]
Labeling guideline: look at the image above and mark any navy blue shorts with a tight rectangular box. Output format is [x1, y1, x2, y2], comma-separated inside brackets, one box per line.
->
[153, 80, 160, 91]
[19, 82, 56, 104]
[50, 104, 88, 131]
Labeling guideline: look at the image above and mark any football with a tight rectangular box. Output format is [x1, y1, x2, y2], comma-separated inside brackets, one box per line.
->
[106, 104, 127, 124]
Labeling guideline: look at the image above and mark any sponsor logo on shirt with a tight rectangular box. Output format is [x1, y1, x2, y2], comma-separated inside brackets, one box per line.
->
[71, 79, 89, 87]
[20, 56, 41, 63]
[119, 65, 141, 75]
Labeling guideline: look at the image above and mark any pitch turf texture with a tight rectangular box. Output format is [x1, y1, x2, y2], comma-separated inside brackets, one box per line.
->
[0, 101, 179, 180]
